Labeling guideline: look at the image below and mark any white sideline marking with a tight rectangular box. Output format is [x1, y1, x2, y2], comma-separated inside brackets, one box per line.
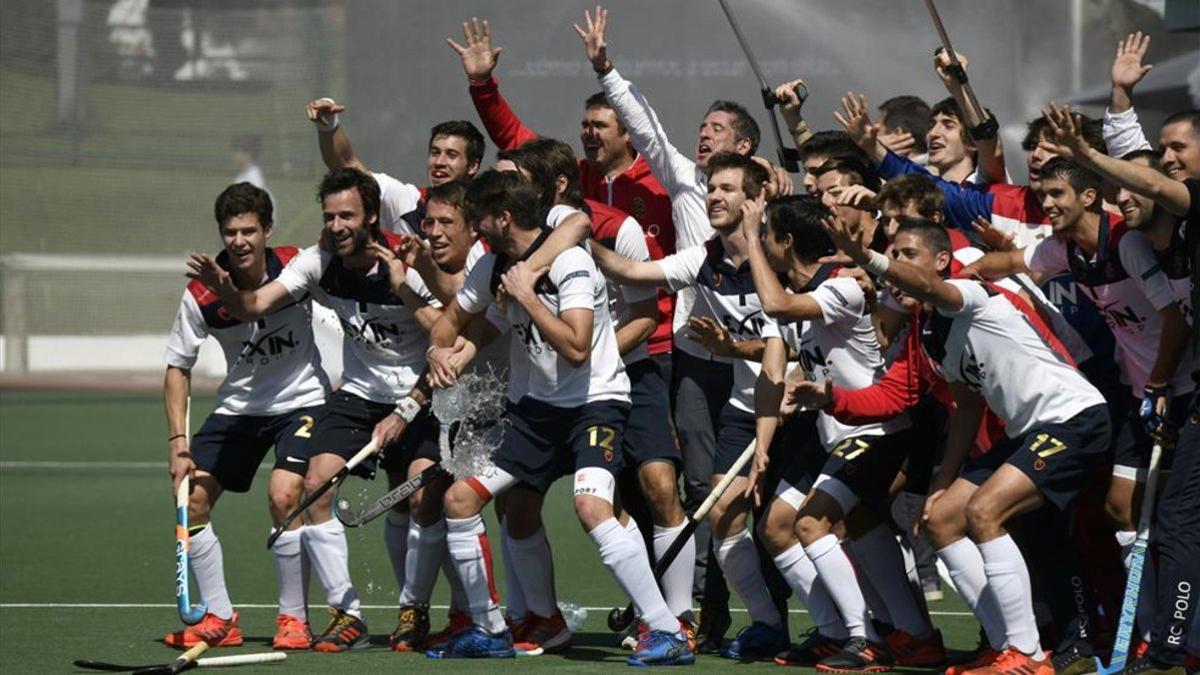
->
[0, 603, 973, 616]
[0, 461, 164, 470]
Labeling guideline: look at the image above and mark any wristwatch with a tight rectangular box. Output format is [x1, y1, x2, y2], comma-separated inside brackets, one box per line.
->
[395, 396, 421, 423]
[968, 115, 999, 141]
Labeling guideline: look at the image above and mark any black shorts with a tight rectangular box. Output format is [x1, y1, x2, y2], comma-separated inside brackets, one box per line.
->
[494, 396, 630, 494]
[621, 358, 681, 470]
[777, 412, 825, 494]
[190, 406, 320, 493]
[1002, 404, 1112, 511]
[309, 390, 441, 479]
[960, 448, 1007, 487]
[713, 403, 757, 476]
[815, 426, 914, 512]
[1111, 391, 1188, 478]
[899, 396, 943, 495]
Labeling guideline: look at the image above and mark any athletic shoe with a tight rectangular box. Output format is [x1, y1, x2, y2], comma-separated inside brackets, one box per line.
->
[679, 616, 698, 654]
[721, 621, 791, 660]
[389, 603, 430, 652]
[923, 580, 945, 602]
[163, 611, 244, 648]
[1119, 656, 1186, 674]
[425, 625, 516, 659]
[1131, 636, 1151, 662]
[1050, 642, 1095, 675]
[426, 610, 472, 649]
[695, 604, 731, 654]
[272, 614, 312, 650]
[620, 620, 649, 651]
[887, 629, 947, 667]
[516, 610, 571, 654]
[947, 648, 1003, 675]
[773, 629, 846, 666]
[312, 608, 369, 653]
[962, 647, 1053, 675]
[627, 630, 695, 667]
[816, 635, 895, 673]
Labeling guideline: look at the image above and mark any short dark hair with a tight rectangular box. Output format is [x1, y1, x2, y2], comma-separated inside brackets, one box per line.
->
[878, 174, 944, 218]
[1040, 156, 1103, 208]
[1121, 148, 1162, 168]
[707, 100, 760, 155]
[464, 169, 540, 231]
[584, 91, 626, 133]
[798, 130, 870, 165]
[895, 218, 952, 255]
[318, 167, 380, 234]
[705, 151, 769, 199]
[215, 182, 273, 229]
[1162, 110, 1200, 135]
[812, 154, 882, 192]
[430, 120, 486, 167]
[765, 195, 835, 263]
[1022, 113, 1105, 154]
[424, 180, 469, 214]
[512, 138, 584, 209]
[878, 96, 933, 153]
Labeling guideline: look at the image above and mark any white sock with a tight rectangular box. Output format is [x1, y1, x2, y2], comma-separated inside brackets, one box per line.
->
[851, 525, 933, 638]
[807, 533, 876, 641]
[978, 535, 1040, 656]
[446, 515, 505, 633]
[715, 530, 783, 630]
[189, 523, 233, 619]
[384, 510, 410, 594]
[271, 528, 307, 619]
[774, 543, 848, 639]
[589, 517, 678, 634]
[500, 518, 528, 621]
[508, 527, 557, 618]
[1116, 530, 1137, 571]
[301, 518, 361, 618]
[444, 551, 469, 614]
[653, 522, 696, 619]
[399, 519, 446, 606]
[938, 538, 1005, 649]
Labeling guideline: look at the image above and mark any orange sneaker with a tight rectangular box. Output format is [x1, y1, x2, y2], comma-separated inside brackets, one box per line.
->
[962, 647, 1053, 675]
[163, 612, 244, 649]
[272, 614, 312, 650]
[945, 640, 1000, 675]
[312, 607, 369, 653]
[517, 611, 572, 654]
[426, 610, 472, 649]
[886, 629, 948, 667]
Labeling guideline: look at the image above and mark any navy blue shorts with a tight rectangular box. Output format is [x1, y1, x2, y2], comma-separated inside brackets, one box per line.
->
[776, 411, 825, 493]
[1111, 390, 1188, 477]
[969, 404, 1111, 511]
[817, 426, 913, 511]
[621, 358, 681, 470]
[309, 390, 440, 480]
[494, 396, 630, 494]
[190, 406, 320, 493]
[713, 403, 757, 476]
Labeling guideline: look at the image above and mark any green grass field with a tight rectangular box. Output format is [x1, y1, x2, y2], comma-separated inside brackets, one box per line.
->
[0, 390, 982, 672]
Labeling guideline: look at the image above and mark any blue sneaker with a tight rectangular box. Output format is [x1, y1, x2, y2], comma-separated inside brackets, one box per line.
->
[721, 621, 790, 660]
[627, 630, 695, 667]
[425, 624, 515, 659]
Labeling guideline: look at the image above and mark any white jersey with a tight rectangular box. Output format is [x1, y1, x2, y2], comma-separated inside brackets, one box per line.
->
[373, 172, 422, 236]
[791, 272, 911, 447]
[457, 234, 630, 407]
[277, 236, 439, 405]
[656, 241, 780, 413]
[166, 247, 328, 416]
[1023, 217, 1196, 395]
[929, 279, 1107, 437]
[594, 213, 659, 366]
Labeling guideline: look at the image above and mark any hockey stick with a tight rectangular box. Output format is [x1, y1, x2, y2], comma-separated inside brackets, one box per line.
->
[75, 649, 285, 673]
[607, 439, 758, 631]
[266, 439, 379, 548]
[337, 462, 449, 527]
[175, 395, 207, 625]
[716, 0, 803, 173]
[1095, 441, 1164, 674]
[922, 0, 985, 117]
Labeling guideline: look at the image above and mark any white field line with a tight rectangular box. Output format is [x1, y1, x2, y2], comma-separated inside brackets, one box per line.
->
[0, 602, 973, 616]
[0, 461, 268, 471]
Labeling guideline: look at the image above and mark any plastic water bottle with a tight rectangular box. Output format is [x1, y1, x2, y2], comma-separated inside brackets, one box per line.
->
[558, 601, 588, 632]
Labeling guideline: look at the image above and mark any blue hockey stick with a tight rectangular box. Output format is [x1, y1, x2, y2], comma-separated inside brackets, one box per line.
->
[1096, 441, 1163, 674]
[174, 474, 208, 625]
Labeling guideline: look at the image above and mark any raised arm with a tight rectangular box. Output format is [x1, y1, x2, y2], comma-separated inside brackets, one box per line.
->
[450, 17, 538, 152]
[306, 98, 367, 173]
[1041, 102, 1191, 217]
[933, 50, 1005, 185]
[591, 239, 669, 286]
[523, 211, 592, 271]
[774, 78, 815, 152]
[741, 198, 824, 321]
[184, 253, 294, 322]
[958, 248, 1029, 281]
[1104, 32, 1154, 156]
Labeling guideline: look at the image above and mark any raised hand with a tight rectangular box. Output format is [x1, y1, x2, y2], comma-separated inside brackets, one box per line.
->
[820, 214, 868, 265]
[787, 377, 834, 410]
[970, 215, 1016, 253]
[878, 129, 917, 157]
[306, 97, 345, 130]
[686, 316, 734, 358]
[740, 193, 766, 242]
[774, 78, 808, 128]
[750, 157, 792, 201]
[835, 184, 879, 212]
[185, 253, 236, 298]
[1112, 32, 1152, 93]
[572, 5, 611, 74]
[933, 48, 969, 91]
[1038, 101, 1092, 161]
[447, 17, 503, 83]
[833, 92, 878, 154]
[366, 241, 409, 297]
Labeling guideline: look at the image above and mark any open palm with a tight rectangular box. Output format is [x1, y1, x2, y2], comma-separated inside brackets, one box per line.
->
[447, 17, 502, 82]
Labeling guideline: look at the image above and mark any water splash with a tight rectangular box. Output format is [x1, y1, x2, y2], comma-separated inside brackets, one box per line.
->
[432, 365, 509, 479]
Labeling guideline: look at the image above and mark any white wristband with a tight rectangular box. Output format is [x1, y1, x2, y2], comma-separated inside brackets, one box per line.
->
[394, 395, 421, 424]
[863, 249, 890, 277]
[314, 97, 340, 132]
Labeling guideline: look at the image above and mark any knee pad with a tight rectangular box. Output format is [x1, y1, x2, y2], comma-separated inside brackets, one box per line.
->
[573, 466, 616, 504]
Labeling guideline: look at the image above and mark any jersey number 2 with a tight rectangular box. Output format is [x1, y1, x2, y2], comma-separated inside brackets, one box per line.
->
[294, 415, 315, 438]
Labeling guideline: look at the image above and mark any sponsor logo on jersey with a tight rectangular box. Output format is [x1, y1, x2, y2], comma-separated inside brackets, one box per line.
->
[1097, 299, 1144, 332]
[722, 308, 767, 339]
[235, 324, 301, 366]
[339, 315, 403, 346]
[513, 320, 549, 356]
